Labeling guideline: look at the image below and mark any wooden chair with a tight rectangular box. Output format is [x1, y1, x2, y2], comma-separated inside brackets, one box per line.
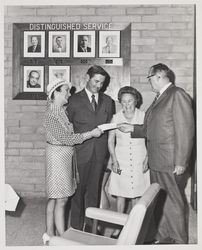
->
[49, 183, 161, 245]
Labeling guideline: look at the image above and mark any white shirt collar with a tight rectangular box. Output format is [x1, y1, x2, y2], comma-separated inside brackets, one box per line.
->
[159, 82, 172, 96]
[85, 88, 98, 103]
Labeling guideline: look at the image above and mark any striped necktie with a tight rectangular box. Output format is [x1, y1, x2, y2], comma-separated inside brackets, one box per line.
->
[91, 94, 97, 111]
[153, 92, 160, 103]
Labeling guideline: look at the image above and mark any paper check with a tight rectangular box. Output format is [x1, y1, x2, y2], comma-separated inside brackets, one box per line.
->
[98, 123, 117, 131]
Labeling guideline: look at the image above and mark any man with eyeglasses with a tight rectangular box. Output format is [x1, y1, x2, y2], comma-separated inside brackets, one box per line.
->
[118, 63, 195, 244]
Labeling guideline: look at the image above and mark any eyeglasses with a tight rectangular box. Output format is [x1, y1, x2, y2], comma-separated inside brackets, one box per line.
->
[147, 74, 155, 79]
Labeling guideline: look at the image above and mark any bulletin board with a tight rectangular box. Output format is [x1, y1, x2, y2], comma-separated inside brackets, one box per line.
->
[12, 23, 131, 100]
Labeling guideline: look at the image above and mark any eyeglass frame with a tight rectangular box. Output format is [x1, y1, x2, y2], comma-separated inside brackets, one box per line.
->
[147, 74, 155, 79]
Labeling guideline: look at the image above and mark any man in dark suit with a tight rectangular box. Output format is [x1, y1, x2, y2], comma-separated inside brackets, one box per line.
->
[28, 36, 41, 53]
[78, 35, 91, 52]
[67, 65, 115, 232]
[118, 63, 195, 244]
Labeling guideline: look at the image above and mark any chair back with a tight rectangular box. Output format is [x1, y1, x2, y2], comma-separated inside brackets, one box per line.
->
[116, 183, 161, 245]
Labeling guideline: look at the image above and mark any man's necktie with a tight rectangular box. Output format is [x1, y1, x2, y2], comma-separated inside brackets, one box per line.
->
[91, 94, 97, 111]
[153, 92, 160, 103]
[32, 46, 36, 52]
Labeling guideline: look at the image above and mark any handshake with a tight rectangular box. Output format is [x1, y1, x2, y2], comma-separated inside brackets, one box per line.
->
[97, 122, 134, 133]
[90, 122, 134, 138]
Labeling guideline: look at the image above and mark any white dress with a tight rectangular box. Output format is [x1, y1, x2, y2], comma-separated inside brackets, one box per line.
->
[108, 108, 150, 198]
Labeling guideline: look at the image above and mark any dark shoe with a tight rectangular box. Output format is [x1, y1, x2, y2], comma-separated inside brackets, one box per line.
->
[96, 225, 103, 235]
[110, 230, 120, 239]
[144, 239, 159, 244]
[84, 224, 92, 233]
[155, 237, 177, 244]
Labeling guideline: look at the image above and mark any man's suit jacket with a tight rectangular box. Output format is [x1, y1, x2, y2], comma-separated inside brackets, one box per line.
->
[78, 46, 91, 52]
[102, 44, 117, 54]
[131, 84, 195, 173]
[53, 46, 65, 53]
[67, 89, 115, 165]
[28, 44, 41, 52]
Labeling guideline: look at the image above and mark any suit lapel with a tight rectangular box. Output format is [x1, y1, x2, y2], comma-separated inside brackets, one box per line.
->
[80, 89, 95, 112]
[97, 92, 104, 112]
[152, 84, 174, 108]
[145, 84, 174, 122]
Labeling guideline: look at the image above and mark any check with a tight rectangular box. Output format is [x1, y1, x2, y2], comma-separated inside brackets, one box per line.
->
[98, 123, 117, 131]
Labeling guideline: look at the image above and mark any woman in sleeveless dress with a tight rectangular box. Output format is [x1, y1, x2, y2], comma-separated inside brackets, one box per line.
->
[108, 86, 150, 238]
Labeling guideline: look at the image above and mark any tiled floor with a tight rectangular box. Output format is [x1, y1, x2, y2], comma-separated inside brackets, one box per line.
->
[5, 197, 197, 246]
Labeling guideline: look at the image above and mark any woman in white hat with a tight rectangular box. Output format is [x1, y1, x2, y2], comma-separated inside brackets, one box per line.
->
[42, 78, 102, 244]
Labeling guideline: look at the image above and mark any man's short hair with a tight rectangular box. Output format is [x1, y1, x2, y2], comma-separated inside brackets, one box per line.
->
[151, 63, 175, 84]
[28, 70, 40, 79]
[56, 36, 62, 40]
[87, 65, 110, 91]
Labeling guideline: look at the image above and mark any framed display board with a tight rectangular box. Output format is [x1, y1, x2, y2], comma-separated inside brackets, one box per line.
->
[12, 23, 131, 100]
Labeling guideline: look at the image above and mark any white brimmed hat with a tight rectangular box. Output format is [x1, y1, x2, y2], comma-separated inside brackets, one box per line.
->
[47, 78, 71, 99]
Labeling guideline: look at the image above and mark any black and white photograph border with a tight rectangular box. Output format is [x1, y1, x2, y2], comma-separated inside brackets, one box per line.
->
[1, 0, 202, 250]
[23, 31, 45, 58]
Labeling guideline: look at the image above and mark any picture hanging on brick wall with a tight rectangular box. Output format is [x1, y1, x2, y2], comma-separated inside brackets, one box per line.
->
[49, 66, 70, 87]
[48, 31, 70, 58]
[99, 30, 120, 58]
[73, 30, 95, 58]
[23, 66, 44, 92]
[24, 31, 45, 57]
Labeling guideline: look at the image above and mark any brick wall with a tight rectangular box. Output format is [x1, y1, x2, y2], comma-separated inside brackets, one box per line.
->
[4, 5, 195, 198]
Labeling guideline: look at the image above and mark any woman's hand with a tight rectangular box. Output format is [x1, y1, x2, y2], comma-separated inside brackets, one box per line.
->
[90, 128, 103, 138]
[111, 161, 122, 175]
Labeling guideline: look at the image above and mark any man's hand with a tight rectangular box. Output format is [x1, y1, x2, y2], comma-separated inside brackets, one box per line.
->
[117, 123, 134, 133]
[173, 165, 186, 175]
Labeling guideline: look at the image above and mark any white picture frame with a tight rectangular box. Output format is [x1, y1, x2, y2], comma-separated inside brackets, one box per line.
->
[49, 66, 70, 86]
[24, 31, 45, 57]
[99, 30, 120, 58]
[48, 31, 70, 57]
[73, 30, 95, 58]
[23, 66, 44, 92]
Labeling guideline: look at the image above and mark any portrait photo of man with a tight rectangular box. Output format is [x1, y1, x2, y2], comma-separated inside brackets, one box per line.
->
[23, 66, 44, 92]
[52, 36, 66, 53]
[28, 36, 41, 53]
[48, 31, 70, 57]
[73, 31, 95, 58]
[27, 70, 41, 88]
[99, 31, 120, 58]
[102, 36, 117, 54]
[78, 35, 91, 52]
[24, 31, 45, 57]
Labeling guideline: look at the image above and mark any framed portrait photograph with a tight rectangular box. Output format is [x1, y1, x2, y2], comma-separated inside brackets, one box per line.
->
[24, 31, 45, 57]
[23, 66, 44, 92]
[73, 30, 95, 58]
[49, 66, 70, 86]
[48, 31, 70, 57]
[99, 30, 120, 58]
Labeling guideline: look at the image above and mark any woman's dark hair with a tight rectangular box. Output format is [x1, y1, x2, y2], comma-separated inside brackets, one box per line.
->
[118, 86, 143, 108]
[50, 85, 63, 100]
